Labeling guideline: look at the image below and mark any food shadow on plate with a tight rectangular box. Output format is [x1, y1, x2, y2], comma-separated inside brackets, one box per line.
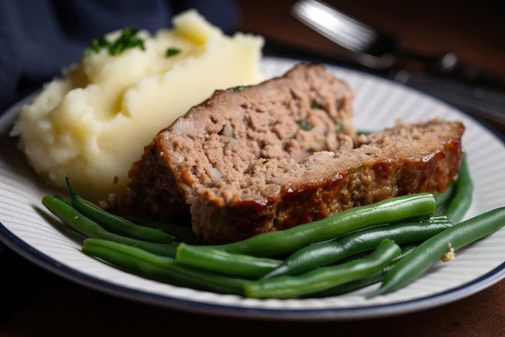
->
[0, 128, 58, 196]
[33, 205, 86, 245]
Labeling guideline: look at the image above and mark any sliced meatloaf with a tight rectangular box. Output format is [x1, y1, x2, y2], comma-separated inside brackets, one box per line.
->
[125, 65, 464, 244]
[125, 63, 355, 219]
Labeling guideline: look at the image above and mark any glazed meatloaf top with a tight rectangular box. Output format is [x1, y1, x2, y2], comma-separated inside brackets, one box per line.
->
[124, 63, 464, 243]
[190, 118, 463, 205]
[126, 63, 355, 218]
[187, 119, 463, 243]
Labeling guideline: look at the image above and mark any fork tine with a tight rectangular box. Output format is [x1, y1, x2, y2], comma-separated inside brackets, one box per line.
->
[321, 4, 376, 41]
[298, 0, 377, 43]
[293, 2, 364, 51]
[309, 1, 376, 36]
[292, 0, 377, 52]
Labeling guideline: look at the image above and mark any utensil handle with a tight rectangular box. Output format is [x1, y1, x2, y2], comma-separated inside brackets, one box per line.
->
[393, 69, 505, 126]
[398, 50, 505, 90]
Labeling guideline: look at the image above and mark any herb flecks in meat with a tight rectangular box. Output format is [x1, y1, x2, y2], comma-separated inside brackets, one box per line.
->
[335, 122, 345, 133]
[296, 119, 314, 131]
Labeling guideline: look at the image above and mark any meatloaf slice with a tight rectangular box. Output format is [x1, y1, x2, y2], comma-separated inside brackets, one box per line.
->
[187, 119, 464, 243]
[125, 65, 464, 244]
[125, 63, 355, 220]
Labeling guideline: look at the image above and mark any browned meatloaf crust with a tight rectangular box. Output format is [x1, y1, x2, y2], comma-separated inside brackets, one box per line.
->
[125, 63, 355, 219]
[125, 65, 464, 244]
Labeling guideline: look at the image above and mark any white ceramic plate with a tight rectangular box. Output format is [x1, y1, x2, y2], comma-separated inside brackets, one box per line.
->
[1, 57, 505, 320]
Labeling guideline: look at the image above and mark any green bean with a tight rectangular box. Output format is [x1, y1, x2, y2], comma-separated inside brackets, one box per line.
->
[66, 178, 176, 243]
[42, 195, 178, 257]
[311, 267, 389, 297]
[82, 239, 246, 295]
[52, 194, 72, 205]
[244, 239, 401, 298]
[445, 156, 473, 223]
[264, 216, 451, 279]
[370, 207, 505, 297]
[209, 193, 436, 257]
[175, 243, 282, 278]
[308, 245, 417, 297]
[125, 216, 198, 244]
[434, 184, 454, 211]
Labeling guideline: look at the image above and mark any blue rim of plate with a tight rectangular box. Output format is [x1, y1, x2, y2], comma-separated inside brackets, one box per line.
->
[1, 58, 505, 320]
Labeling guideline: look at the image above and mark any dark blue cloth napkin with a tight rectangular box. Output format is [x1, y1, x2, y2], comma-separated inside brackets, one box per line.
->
[0, 0, 238, 112]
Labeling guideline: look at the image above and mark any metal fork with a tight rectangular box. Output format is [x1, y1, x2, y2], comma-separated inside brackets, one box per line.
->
[292, 0, 387, 65]
[292, 0, 505, 87]
[292, 0, 505, 125]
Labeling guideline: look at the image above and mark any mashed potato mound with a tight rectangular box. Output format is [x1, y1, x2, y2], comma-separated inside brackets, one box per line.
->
[11, 10, 264, 201]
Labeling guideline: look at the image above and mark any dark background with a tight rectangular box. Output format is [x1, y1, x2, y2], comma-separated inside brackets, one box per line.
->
[2, 1, 505, 336]
[239, 0, 505, 78]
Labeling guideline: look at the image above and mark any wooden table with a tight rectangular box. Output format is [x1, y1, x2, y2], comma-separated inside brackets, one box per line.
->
[2, 1, 505, 336]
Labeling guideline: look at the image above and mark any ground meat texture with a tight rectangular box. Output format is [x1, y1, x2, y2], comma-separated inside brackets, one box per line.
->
[124, 64, 464, 244]
[125, 63, 354, 222]
[188, 120, 463, 243]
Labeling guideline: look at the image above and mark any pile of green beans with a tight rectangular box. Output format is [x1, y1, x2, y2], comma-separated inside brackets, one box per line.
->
[309, 245, 417, 298]
[41, 156, 502, 299]
[42, 196, 178, 257]
[243, 239, 401, 298]
[263, 216, 452, 279]
[82, 239, 247, 294]
[173, 216, 450, 280]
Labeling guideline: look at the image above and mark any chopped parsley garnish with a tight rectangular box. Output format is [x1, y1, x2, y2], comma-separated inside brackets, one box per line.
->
[109, 27, 145, 55]
[311, 102, 323, 109]
[87, 27, 145, 56]
[296, 119, 314, 131]
[89, 37, 109, 53]
[165, 48, 181, 57]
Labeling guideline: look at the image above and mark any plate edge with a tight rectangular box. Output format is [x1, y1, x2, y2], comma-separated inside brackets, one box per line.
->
[2, 220, 505, 321]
